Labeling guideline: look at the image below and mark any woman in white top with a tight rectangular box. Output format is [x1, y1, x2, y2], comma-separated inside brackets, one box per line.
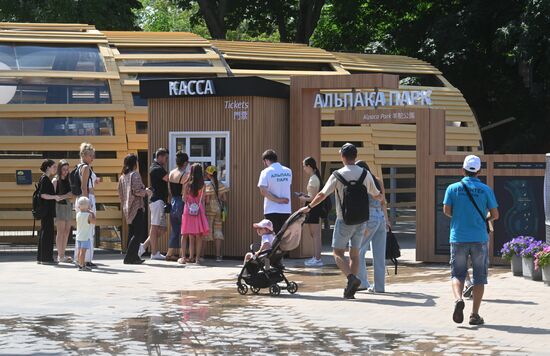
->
[73, 142, 100, 267]
[299, 157, 324, 267]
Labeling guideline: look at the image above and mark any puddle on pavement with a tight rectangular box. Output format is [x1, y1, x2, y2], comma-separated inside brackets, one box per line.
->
[0, 265, 512, 355]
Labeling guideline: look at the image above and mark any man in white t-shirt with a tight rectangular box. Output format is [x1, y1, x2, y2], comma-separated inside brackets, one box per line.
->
[300, 143, 382, 299]
[257, 149, 292, 233]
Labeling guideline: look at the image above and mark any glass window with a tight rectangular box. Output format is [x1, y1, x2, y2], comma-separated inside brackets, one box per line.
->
[190, 138, 211, 157]
[117, 47, 205, 54]
[135, 121, 148, 134]
[0, 43, 105, 71]
[0, 78, 111, 104]
[170, 132, 230, 186]
[0, 150, 116, 159]
[0, 117, 114, 136]
[132, 93, 148, 106]
[120, 59, 212, 67]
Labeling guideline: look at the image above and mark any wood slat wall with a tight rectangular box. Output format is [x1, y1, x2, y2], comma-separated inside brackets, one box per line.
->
[0, 23, 485, 251]
[148, 96, 289, 257]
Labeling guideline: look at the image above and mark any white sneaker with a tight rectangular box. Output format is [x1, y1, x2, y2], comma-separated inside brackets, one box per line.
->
[138, 243, 145, 258]
[151, 252, 165, 261]
[303, 257, 315, 266]
[305, 258, 323, 267]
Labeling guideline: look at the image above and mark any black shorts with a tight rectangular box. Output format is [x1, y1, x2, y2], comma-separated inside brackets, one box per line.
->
[304, 203, 322, 224]
[264, 213, 290, 234]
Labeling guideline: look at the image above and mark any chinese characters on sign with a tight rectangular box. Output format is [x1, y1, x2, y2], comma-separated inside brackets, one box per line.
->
[363, 111, 416, 121]
[225, 100, 250, 120]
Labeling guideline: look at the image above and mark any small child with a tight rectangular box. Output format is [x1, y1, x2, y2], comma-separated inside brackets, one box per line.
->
[76, 196, 96, 271]
[244, 219, 275, 264]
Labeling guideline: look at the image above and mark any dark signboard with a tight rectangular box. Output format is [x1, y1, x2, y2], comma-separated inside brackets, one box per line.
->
[139, 76, 289, 99]
[15, 170, 32, 185]
[435, 175, 486, 255]
[494, 162, 546, 169]
[435, 162, 487, 169]
[493, 176, 545, 255]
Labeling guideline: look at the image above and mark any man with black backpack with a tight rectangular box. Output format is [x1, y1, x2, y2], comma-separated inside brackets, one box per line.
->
[443, 155, 499, 326]
[300, 143, 383, 299]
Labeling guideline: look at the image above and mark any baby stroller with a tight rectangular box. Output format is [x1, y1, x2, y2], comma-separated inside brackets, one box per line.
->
[237, 211, 306, 296]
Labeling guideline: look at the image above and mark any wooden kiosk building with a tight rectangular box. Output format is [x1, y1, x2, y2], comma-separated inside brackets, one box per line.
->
[4, 22, 528, 261]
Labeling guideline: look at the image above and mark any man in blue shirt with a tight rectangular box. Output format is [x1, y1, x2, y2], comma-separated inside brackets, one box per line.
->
[443, 155, 499, 325]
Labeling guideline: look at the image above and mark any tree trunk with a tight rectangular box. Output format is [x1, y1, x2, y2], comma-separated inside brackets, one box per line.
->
[295, 0, 325, 44]
[197, 0, 227, 39]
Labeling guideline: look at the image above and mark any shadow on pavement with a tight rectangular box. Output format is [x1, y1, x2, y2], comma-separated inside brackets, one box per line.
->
[483, 298, 538, 305]
[479, 324, 550, 335]
[274, 292, 437, 307]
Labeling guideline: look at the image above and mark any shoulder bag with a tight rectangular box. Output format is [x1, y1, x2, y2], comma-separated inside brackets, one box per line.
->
[460, 181, 492, 234]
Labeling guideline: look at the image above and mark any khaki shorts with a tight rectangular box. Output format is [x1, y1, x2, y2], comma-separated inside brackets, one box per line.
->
[150, 200, 167, 227]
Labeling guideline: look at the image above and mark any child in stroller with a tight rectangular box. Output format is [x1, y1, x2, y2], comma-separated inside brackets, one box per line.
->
[237, 211, 305, 296]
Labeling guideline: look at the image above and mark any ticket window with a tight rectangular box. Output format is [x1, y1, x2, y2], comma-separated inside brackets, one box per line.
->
[169, 131, 230, 186]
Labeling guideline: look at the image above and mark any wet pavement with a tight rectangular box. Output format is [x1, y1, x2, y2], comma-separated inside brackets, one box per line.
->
[0, 256, 547, 355]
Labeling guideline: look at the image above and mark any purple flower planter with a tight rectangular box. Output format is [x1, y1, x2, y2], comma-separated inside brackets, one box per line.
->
[522, 257, 542, 281]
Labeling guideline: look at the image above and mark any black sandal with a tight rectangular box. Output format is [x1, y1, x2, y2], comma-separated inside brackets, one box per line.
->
[469, 313, 484, 325]
[453, 299, 465, 324]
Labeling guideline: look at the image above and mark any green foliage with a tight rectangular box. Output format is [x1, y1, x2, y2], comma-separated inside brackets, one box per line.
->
[0, 0, 141, 30]
[135, 0, 210, 37]
[312, 0, 550, 154]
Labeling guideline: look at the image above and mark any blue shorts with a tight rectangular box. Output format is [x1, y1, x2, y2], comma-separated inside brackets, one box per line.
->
[450, 242, 488, 285]
[332, 219, 366, 250]
[76, 239, 91, 250]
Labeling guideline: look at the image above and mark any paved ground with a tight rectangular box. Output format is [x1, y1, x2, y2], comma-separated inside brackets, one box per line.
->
[1, 251, 549, 355]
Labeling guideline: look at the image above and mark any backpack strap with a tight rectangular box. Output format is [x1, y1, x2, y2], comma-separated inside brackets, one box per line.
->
[358, 168, 368, 185]
[460, 181, 489, 231]
[332, 171, 349, 186]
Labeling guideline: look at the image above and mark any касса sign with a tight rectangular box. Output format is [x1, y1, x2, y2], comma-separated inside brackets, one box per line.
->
[313, 90, 432, 108]
[168, 79, 215, 96]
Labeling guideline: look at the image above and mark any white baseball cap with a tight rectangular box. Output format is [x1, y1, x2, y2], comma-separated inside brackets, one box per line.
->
[253, 219, 273, 232]
[463, 155, 481, 172]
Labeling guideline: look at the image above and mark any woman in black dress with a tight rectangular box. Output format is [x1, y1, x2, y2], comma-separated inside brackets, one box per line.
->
[37, 159, 62, 265]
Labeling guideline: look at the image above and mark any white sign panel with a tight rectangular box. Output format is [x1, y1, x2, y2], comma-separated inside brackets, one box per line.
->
[313, 90, 432, 108]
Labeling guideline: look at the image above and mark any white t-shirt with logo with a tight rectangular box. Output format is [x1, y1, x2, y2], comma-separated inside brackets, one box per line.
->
[257, 162, 292, 214]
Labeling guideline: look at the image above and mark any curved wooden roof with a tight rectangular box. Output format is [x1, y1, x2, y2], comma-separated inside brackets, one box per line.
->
[0, 23, 482, 232]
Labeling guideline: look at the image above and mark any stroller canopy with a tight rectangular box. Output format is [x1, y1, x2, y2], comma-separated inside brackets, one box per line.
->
[276, 211, 306, 252]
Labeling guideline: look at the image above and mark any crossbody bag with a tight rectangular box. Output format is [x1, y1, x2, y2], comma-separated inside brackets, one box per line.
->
[460, 181, 492, 234]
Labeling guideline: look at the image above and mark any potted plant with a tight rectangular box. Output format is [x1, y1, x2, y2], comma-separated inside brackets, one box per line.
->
[501, 236, 534, 276]
[535, 246, 550, 285]
[521, 239, 544, 281]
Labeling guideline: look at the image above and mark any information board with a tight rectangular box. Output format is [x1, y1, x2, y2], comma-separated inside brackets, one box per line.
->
[493, 176, 545, 255]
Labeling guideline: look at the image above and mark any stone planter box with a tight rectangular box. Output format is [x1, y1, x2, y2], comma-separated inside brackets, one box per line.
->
[522, 257, 542, 281]
[510, 255, 522, 276]
[542, 265, 550, 286]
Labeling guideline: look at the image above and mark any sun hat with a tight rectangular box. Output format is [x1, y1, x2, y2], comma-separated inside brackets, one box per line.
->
[253, 219, 273, 232]
[463, 155, 481, 172]
[205, 165, 217, 175]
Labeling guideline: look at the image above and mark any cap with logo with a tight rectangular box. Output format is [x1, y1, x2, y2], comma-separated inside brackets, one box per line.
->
[463, 155, 481, 172]
[253, 219, 274, 232]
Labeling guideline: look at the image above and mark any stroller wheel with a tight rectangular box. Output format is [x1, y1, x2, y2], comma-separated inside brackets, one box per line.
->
[237, 284, 248, 295]
[250, 286, 261, 294]
[269, 284, 281, 296]
[287, 281, 298, 294]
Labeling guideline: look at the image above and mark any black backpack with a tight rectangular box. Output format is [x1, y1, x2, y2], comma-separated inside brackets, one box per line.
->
[385, 227, 401, 274]
[333, 169, 370, 225]
[69, 163, 92, 196]
[32, 179, 45, 220]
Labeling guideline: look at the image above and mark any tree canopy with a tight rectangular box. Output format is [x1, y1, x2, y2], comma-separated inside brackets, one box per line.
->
[0, 0, 141, 30]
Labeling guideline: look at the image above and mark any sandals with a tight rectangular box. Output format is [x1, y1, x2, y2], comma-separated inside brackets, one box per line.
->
[58, 256, 73, 263]
[166, 255, 179, 262]
[469, 313, 485, 325]
[453, 299, 465, 324]
[177, 257, 186, 265]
